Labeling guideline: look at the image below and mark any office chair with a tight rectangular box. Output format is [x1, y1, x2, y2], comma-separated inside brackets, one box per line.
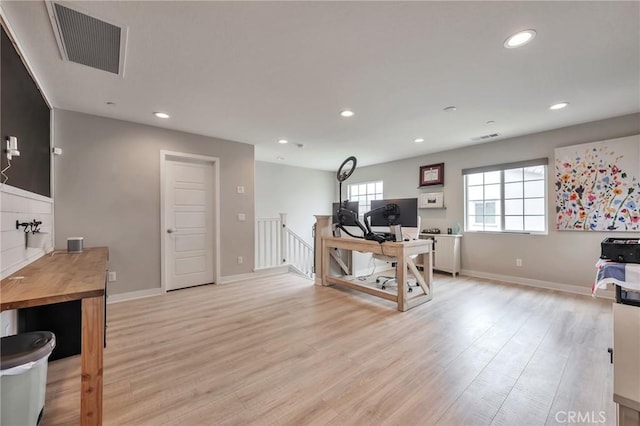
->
[374, 217, 421, 292]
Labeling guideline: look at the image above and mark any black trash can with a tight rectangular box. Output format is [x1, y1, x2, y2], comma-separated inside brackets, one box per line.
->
[0, 331, 56, 426]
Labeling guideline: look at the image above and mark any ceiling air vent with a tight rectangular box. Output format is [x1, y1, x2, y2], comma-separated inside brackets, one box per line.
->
[471, 133, 500, 142]
[46, 2, 127, 75]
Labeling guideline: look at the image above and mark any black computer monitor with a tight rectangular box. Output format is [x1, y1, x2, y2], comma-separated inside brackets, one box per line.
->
[369, 198, 418, 227]
[332, 201, 359, 226]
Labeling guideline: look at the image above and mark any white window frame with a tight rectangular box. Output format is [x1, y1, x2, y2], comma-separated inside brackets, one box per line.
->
[463, 158, 548, 234]
[348, 181, 383, 216]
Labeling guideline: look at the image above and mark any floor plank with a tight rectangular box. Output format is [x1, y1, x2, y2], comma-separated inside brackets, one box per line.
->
[42, 272, 615, 425]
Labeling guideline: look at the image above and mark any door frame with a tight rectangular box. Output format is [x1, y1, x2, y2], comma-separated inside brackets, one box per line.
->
[160, 150, 221, 292]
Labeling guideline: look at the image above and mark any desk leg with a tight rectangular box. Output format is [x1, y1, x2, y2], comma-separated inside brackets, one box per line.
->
[424, 251, 433, 299]
[321, 239, 329, 286]
[397, 250, 407, 312]
[81, 295, 104, 426]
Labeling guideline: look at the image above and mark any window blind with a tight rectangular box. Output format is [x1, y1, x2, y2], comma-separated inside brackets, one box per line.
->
[462, 158, 548, 175]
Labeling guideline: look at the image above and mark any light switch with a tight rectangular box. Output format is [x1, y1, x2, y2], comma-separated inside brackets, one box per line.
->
[237, 186, 245, 194]
[238, 213, 246, 221]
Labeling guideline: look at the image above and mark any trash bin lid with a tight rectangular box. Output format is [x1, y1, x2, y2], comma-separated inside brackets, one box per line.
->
[0, 331, 56, 371]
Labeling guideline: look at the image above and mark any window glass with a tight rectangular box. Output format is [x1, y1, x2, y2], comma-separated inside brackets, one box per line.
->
[524, 216, 545, 232]
[505, 199, 523, 215]
[524, 198, 545, 215]
[524, 166, 545, 181]
[505, 182, 523, 199]
[474, 202, 484, 216]
[464, 162, 547, 233]
[348, 181, 383, 214]
[505, 216, 524, 231]
[467, 186, 484, 201]
[504, 168, 523, 183]
[467, 173, 483, 186]
[467, 216, 482, 231]
[484, 216, 502, 230]
[485, 171, 501, 184]
[485, 184, 501, 200]
[524, 180, 545, 198]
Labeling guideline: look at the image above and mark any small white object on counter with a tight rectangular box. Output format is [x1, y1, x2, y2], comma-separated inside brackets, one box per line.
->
[67, 237, 84, 253]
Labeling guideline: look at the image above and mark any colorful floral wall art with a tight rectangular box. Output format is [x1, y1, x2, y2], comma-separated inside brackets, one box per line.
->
[555, 135, 640, 231]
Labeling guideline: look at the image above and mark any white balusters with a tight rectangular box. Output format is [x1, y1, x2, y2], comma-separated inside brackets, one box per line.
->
[255, 214, 314, 279]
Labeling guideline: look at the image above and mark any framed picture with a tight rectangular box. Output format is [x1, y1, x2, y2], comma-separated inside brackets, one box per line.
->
[419, 192, 444, 209]
[419, 163, 444, 186]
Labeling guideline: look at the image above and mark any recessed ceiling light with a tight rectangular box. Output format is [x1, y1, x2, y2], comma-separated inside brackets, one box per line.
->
[504, 29, 536, 48]
[486, 120, 495, 125]
[414, 138, 425, 143]
[340, 110, 354, 117]
[443, 106, 457, 112]
[278, 139, 288, 144]
[154, 112, 170, 119]
[276, 156, 285, 160]
[549, 102, 569, 110]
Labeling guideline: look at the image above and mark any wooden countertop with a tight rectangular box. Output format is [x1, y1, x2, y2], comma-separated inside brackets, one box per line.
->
[0, 247, 108, 311]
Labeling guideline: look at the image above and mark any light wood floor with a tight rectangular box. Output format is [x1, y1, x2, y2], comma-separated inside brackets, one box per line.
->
[43, 272, 615, 425]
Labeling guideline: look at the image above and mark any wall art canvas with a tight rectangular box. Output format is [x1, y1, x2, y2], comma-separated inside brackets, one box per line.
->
[555, 135, 640, 231]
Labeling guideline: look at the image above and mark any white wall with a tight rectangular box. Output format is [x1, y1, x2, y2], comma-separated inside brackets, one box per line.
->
[0, 185, 54, 336]
[54, 110, 255, 296]
[255, 161, 335, 244]
[347, 113, 640, 291]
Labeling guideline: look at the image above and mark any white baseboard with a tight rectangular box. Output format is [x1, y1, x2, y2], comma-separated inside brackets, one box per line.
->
[220, 265, 290, 284]
[107, 288, 163, 304]
[106, 268, 613, 303]
[460, 269, 615, 300]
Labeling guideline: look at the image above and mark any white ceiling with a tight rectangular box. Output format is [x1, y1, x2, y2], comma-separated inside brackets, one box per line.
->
[2, 1, 639, 171]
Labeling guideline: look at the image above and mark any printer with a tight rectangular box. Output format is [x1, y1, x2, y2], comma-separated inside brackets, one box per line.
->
[600, 237, 640, 307]
[600, 237, 640, 264]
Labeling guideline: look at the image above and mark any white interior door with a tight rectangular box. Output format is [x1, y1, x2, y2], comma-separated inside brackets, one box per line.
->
[164, 159, 214, 291]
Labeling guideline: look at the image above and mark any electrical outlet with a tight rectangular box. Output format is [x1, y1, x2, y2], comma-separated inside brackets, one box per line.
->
[237, 256, 243, 264]
[238, 213, 246, 221]
[108, 271, 117, 282]
[516, 259, 523, 267]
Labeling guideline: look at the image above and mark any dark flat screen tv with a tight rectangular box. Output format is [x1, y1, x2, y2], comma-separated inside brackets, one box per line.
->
[370, 198, 418, 227]
[332, 201, 359, 226]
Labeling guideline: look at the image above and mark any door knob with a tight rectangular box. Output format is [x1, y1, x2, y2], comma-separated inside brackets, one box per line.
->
[167, 228, 175, 234]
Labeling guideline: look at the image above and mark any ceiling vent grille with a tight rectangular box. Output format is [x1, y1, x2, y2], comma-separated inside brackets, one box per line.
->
[47, 2, 126, 75]
[471, 133, 500, 142]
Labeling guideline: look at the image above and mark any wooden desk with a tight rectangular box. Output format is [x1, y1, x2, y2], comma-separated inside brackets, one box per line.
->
[1, 247, 108, 426]
[321, 236, 433, 311]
